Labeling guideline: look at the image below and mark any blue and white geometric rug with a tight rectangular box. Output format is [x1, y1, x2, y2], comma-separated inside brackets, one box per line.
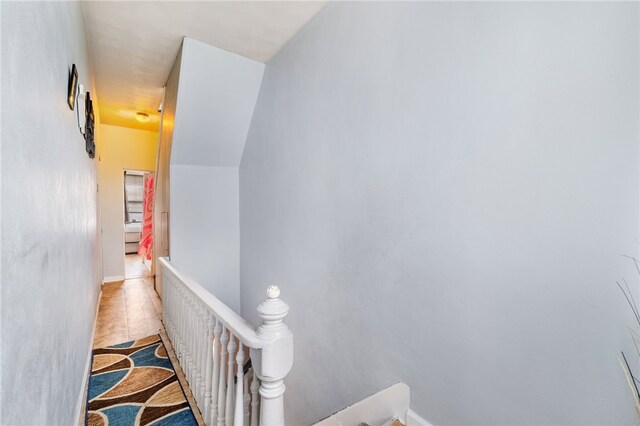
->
[86, 335, 198, 426]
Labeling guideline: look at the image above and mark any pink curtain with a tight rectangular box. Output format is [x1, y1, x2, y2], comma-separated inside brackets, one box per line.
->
[138, 173, 154, 260]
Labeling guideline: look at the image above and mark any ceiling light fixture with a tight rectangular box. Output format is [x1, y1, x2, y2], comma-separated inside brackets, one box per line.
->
[135, 112, 150, 123]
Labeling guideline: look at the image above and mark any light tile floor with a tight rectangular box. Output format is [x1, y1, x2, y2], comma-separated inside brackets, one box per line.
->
[124, 253, 152, 280]
[93, 277, 163, 348]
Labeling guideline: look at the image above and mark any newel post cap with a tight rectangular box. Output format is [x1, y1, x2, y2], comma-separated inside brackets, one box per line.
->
[256, 284, 290, 340]
[267, 285, 280, 299]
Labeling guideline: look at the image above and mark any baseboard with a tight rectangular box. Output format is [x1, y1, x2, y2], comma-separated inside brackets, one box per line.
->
[102, 275, 124, 284]
[314, 383, 410, 426]
[74, 290, 102, 426]
[406, 409, 433, 426]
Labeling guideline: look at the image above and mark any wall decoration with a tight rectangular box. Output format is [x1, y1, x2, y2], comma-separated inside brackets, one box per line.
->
[67, 64, 78, 110]
[84, 91, 95, 158]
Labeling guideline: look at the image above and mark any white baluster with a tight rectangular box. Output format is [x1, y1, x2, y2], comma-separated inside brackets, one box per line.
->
[250, 374, 260, 426]
[226, 335, 238, 426]
[195, 303, 204, 408]
[171, 277, 177, 339]
[233, 342, 245, 426]
[181, 287, 188, 368]
[178, 287, 185, 366]
[163, 269, 170, 337]
[172, 281, 179, 356]
[193, 298, 199, 387]
[200, 308, 210, 408]
[243, 369, 251, 426]
[217, 327, 229, 426]
[188, 293, 196, 385]
[184, 291, 191, 382]
[170, 278, 175, 334]
[211, 319, 222, 426]
[255, 286, 293, 426]
[173, 280, 180, 359]
[204, 313, 215, 422]
[165, 274, 172, 340]
[171, 281, 177, 340]
[181, 288, 188, 369]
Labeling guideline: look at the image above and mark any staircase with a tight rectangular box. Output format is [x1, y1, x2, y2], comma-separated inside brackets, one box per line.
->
[313, 383, 430, 426]
[160, 258, 429, 426]
[160, 257, 293, 426]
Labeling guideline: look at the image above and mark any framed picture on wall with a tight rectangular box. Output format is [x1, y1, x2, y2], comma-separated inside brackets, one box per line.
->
[67, 64, 78, 110]
[84, 91, 95, 158]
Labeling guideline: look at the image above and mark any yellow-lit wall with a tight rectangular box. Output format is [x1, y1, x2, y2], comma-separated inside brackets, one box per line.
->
[99, 124, 159, 281]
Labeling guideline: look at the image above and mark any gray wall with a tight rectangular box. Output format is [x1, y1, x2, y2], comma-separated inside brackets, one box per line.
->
[240, 3, 640, 424]
[1, 2, 101, 424]
[170, 165, 240, 312]
[171, 38, 264, 168]
[167, 38, 263, 311]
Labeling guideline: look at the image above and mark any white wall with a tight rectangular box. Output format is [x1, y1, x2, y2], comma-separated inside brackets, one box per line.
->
[240, 2, 640, 424]
[170, 165, 240, 312]
[171, 37, 264, 168]
[100, 124, 158, 281]
[167, 38, 263, 311]
[1, 2, 101, 424]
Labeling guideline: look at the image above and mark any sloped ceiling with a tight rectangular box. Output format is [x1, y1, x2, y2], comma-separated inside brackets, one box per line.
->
[81, 1, 326, 131]
[170, 37, 265, 167]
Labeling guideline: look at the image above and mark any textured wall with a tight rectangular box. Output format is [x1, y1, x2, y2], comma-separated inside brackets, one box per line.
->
[170, 165, 240, 312]
[1, 2, 100, 424]
[99, 124, 158, 281]
[240, 3, 640, 424]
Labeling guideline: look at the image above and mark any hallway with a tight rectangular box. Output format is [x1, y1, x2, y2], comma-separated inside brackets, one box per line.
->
[3, 2, 640, 424]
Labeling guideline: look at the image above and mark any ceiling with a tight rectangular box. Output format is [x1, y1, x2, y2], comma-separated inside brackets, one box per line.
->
[81, 1, 326, 131]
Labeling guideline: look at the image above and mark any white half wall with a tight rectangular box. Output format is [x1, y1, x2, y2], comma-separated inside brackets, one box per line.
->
[240, 2, 640, 424]
[1, 2, 101, 424]
[170, 165, 240, 312]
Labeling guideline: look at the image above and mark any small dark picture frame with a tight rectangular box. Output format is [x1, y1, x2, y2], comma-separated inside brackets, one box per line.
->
[67, 64, 78, 110]
[84, 92, 95, 158]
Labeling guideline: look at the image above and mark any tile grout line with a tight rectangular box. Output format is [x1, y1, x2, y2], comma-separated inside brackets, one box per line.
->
[122, 286, 131, 341]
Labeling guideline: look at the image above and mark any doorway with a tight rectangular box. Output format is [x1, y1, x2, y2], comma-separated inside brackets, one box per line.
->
[124, 170, 153, 279]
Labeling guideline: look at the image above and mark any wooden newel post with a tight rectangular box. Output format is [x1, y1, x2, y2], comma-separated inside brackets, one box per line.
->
[251, 285, 294, 426]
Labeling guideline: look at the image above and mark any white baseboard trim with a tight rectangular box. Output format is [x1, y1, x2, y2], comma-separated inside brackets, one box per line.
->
[102, 275, 124, 284]
[314, 383, 410, 426]
[74, 290, 102, 426]
[407, 409, 433, 426]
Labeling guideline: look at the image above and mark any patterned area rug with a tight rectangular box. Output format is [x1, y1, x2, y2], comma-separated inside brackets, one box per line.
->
[86, 335, 198, 426]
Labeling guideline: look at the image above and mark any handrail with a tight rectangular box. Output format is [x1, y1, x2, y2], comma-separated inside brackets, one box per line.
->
[158, 257, 264, 348]
[159, 256, 294, 426]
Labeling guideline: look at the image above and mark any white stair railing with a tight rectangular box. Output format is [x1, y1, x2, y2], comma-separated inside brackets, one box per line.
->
[159, 257, 294, 426]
